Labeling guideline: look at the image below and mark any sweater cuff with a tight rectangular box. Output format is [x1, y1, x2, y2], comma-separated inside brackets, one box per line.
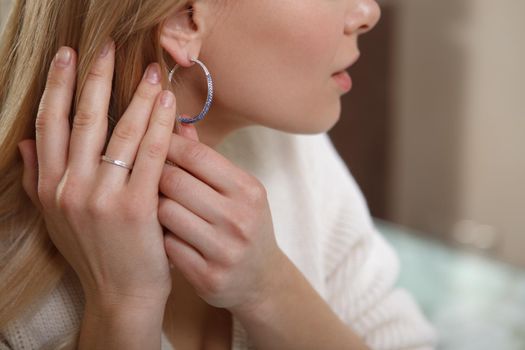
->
[323, 226, 437, 349]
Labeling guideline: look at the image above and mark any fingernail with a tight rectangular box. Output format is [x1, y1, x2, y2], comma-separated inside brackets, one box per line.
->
[145, 64, 160, 84]
[161, 91, 174, 108]
[99, 39, 112, 58]
[55, 47, 71, 68]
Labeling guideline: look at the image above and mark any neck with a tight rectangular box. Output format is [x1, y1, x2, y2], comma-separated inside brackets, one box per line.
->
[175, 92, 254, 149]
[192, 111, 243, 149]
[172, 67, 257, 149]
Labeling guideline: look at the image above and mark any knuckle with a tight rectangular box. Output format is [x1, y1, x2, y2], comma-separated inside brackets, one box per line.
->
[55, 183, 83, 215]
[136, 84, 159, 101]
[164, 170, 185, 193]
[113, 121, 140, 143]
[36, 181, 56, 210]
[240, 178, 266, 204]
[85, 198, 104, 218]
[145, 141, 165, 159]
[225, 211, 250, 241]
[85, 191, 112, 218]
[181, 143, 209, 164]
[86, 65, 106, 82]
[155, 113, 173, 128]
[45, 73, 68, 90]
[73, 109, 98, 130]
[220, 247, 240, 268]
[203, 268, 226, 295]
[35, 107, 53, 133]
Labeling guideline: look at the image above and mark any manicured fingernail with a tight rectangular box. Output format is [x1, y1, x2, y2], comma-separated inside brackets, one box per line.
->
[99, 39, 112, 58]
[161, 91, 174, 108]
[145, 64, 160, 84]
[55, 47, 71, 68]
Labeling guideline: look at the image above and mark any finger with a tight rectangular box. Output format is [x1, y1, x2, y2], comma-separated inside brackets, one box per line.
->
[18, 140, 43, 212]
[164, 231, 209, 292]
[127, 88, 175, 193]
[68, 39, 114, 179]
[35, 46, 76, 186]
[159, 196, 221, 261]
[166, 134, 247, 196]
[99, 63, 163, 189]
[159, 164, 226, 224]
[176, 118, 199, 142]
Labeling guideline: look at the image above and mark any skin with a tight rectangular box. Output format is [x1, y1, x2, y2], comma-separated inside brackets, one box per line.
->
[17, 0, 381, 348]
[163, 0, 381, 147]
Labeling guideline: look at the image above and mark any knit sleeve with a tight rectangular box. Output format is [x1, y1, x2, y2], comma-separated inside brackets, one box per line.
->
[324, 224, 437, 350]
[315, 133, 437, 349]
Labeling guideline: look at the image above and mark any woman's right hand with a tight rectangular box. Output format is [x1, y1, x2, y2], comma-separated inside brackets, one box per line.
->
[17, 41, 176, 308]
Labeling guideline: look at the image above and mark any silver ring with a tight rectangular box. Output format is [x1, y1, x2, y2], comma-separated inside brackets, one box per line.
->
[168, 57, 213, 124]
[101, 155, 133, 170]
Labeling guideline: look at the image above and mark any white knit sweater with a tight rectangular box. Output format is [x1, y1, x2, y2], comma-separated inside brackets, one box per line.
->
[1, 126, 437, 349]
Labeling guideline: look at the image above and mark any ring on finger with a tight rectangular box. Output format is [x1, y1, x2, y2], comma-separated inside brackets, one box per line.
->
[100, 154, 133, 170]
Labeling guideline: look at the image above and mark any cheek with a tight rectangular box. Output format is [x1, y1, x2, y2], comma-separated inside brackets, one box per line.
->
[241, 3, 341, 93]
[204, 2, 343, 132]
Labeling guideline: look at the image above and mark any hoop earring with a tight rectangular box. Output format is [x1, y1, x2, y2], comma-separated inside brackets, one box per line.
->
[168, 57, 214, 124]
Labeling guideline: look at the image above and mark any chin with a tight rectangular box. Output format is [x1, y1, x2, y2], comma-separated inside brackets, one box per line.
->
[295, 104, 342, 134]
[251, 99, 341, 135]
[273, 112, 341, 135]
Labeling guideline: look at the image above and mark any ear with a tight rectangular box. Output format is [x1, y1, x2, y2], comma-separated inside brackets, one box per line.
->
[160, 2, 206, 68]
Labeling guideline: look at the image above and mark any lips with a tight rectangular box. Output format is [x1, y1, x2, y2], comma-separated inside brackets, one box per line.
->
[332, 71, 352, 92]
[332, 53, 361, 76]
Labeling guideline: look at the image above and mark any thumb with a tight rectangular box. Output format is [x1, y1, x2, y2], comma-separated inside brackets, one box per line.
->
[17, 140, 43, 212]
[175, 115, 199, 142]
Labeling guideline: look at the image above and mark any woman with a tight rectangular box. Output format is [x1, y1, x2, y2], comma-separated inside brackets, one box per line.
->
[0, 0, 437, 349]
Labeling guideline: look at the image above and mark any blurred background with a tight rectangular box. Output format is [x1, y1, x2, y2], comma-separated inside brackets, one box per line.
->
[331, 0, 524, 269]
[327, 0, 525, 349]
[2, 0, 524, 349]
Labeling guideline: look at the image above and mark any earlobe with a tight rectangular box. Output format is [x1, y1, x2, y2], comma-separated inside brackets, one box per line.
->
[160, 4, 204, 68]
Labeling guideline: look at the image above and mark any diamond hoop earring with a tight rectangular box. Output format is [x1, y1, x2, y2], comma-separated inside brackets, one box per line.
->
[168, 57, 214, 124]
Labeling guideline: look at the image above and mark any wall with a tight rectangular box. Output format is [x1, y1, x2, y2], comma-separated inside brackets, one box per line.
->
[388, 0, 525, 266]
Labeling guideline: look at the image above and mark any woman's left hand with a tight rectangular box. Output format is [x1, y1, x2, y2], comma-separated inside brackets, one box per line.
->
[161, 122, 285, 313]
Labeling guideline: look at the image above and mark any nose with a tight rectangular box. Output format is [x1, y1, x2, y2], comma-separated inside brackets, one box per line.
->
[344, 0, 381, 35]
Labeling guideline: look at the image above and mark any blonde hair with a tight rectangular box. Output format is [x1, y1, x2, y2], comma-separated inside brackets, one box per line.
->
[0, 0, 199, 348]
